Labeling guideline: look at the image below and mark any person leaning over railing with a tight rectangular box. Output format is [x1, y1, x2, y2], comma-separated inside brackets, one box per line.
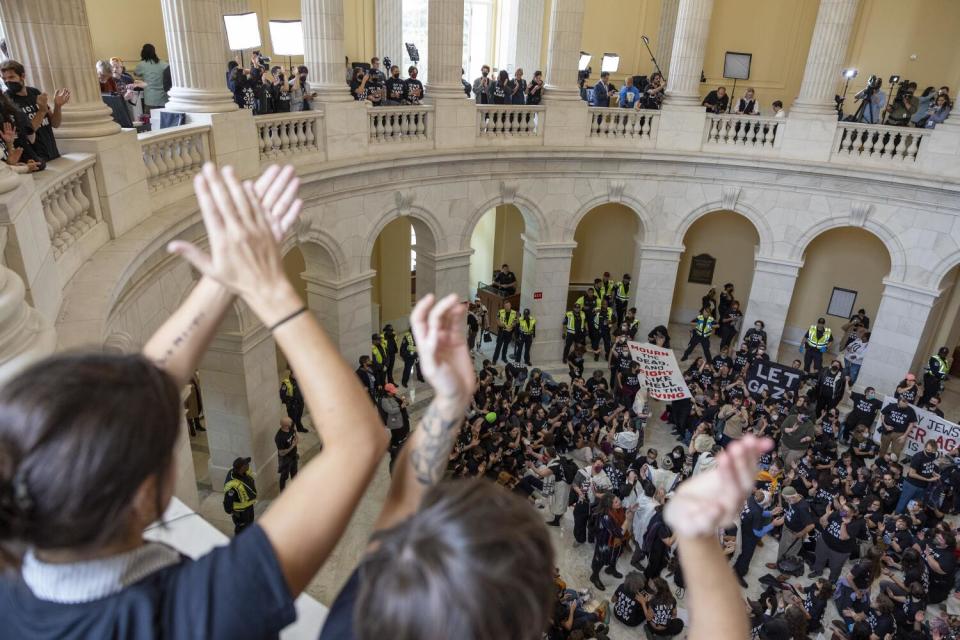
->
[0, 163, 390, 638]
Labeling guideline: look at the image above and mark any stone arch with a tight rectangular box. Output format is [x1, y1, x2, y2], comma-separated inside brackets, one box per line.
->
[459, 190, 549, 251]
[673, 200, 774, 256]
[294, 228, 348, 281]
[363, 205, 444, 269]
[790, 218, 906, 281]
[566, 192, 652, 242]
[928, 248, 960, 290]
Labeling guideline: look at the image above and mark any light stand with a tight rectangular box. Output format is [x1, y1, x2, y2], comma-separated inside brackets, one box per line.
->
[639, 36, 665, 83]
[728, 78, 738, 113]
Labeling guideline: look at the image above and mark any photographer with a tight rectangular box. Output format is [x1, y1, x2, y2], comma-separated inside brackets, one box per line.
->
[702, 86, 729, 113]
[855, 77, 886, 124]
[885, 81, 918, 126]
[249, 50, 269, 72]
[642, 72, 665, 110]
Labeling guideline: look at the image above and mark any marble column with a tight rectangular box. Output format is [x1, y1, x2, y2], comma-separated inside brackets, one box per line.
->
[302, 0, 352, 102]
[161, 0, 238, 113]
[857, 280, 939, 394]
[654, 0, 680, 79]
[632, 244, 684, 335]
[426, 0, 466, 98]
[0, 0, 119, 138]
[0, 166, 57, 385]
[790, 0, 860, 116]
[519, 238, 577, 363]
[302, 271, 375, 362]
[429, 250, 473, 301]
[543, 0, 585, 101]
[514, 0, 545, 75]
[200, 318, 282, 489]
[375, 0, 403, 71]
[663, 0, 714, 106]
[740, 256, 803, 362]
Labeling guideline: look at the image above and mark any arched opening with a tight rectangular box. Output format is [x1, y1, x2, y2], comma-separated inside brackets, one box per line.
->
[669, 210, 760, 358]
[913, 264, 960, 405]
[469, 204, 526, 299]
[570, 203, 640, 308]
[783, 227, 891, 370]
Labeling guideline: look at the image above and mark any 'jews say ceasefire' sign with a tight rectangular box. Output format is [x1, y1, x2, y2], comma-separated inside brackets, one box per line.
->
[746, 361, 803, 400]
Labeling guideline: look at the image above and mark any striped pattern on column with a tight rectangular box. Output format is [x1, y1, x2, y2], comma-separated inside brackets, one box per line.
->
[543, 0, 585, 100]
[426, 0, 466, 98]
[664, 0, 715, 105]
[792, 0, 860, 116]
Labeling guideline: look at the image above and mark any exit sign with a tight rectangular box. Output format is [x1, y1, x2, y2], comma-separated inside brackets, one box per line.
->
[533, 291, 543, 300]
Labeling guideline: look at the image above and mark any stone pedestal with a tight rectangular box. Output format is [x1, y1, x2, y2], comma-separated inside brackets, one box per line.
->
[740, 256, 803, 361]
[542, 99, 589, 148]
[0, 0, 119, 138]
[632, 244, 683, 334]
[0, 169, 60, 319]
[200, 320, 282, 491]
[302, 271, 375, 363]
[655, 105, 708, 152]
[664, 0, 714, 106]
[779, 113, 839, 163]
[543, 0, 585, 102]
[520, 240, 576, 363]
[161, 0, 239, 114]
[321, 101, 371, 160]
[302, 0, 353, 102]
[181, 110, 260, 179]
[430, 250, 473, 301]
[857, 280, 938, 394]
[915, 119, 960, 180]
[433, 97, 479, 149]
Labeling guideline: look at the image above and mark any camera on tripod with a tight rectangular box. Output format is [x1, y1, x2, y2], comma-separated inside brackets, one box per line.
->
[578, 66, 592, 87]
[890, 75, 913, 103]
[853, 74, 882, 100]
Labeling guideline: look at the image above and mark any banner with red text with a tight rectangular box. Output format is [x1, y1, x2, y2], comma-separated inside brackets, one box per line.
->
[872, 396, 960, 457]
[627, 341, 692, 401]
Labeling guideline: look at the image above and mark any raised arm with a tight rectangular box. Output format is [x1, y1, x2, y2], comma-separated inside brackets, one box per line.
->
[665, 435, 772, 640]
[374, 294, 477, 531]
[144, 165, 302, 388]
[168, 163, 388, 596]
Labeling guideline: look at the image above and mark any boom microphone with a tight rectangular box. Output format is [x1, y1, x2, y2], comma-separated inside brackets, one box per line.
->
[641, 35, 650, 45]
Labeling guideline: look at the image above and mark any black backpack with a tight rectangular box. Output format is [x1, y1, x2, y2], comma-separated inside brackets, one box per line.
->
[559, 457, 580, 485]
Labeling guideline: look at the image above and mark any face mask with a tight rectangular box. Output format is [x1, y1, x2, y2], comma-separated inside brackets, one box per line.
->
[5, 81, 23, 94]
[482, 71, 489, 77]
[392, 73, 399, 78]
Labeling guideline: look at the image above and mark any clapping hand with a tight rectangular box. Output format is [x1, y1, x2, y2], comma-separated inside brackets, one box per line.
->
[36, 92, 49, 113]
[409, 294, 476, 406]
[664, 435, 773, 538]
[54, 89, 71, 107]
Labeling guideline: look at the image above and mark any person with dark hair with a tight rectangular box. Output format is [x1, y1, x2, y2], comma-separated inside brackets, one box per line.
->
[527, 70, 544, 105]
[0, 92, 43, 172]
[403, 66, 424, 104]
[275, 417, 299, 491]
[1, 59, 68, 162]
[133, 43, 169, 111]
[290, 65, 314, 112]
[319, 293, 557, 640]
[920, 346, 950, 405]
[591, 71, 615, 107]
[637, 576, 684, 637]
[223, 456, 258, 533]
[680, 305, 716, 362]
[356, 355, 377, 400]
[226, 60, 239, 92]
[802, 317, 832, 373]
[702, 86, 729, 113]
[279, 368, 307, 432]
[0, 163, 391, 638]
[612, 571, 646, 626]
[589, 493, 627, 590]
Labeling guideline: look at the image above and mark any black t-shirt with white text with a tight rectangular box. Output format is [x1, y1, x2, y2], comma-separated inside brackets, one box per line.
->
[6, 87, 60, 161]
[907, 450, 937, 487]
[822, 512, 864, 554]
[880, 404, 917, 434]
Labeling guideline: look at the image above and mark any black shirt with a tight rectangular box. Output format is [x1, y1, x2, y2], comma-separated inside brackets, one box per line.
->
[880, 404, 917, 434]
[822, 512, 864, 554]
[403, 79, 424, 103]
[845, 393, 882, 426]
[385, 76, 405, 102]
[783, 498, 813, 533]
[907, 450, 938, 487]
[702, 90, 729, 113]
[275, 428, 297, 459]
[6, 87, 60, 161]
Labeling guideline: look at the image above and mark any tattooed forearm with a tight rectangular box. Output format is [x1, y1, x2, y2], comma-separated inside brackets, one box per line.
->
[411, 399, 465, 486]
[151, 313, 206, 369]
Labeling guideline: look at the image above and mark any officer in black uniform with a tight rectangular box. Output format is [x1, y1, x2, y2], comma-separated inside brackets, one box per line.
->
[223, 457, 258, 535]
[400, 329, 424, 387]
[275, 417, 299, 491]
[279, 369, 308, 432]
[513, 308, 536, 366]
[920, 346, 950, 406]
[493, 263, 517, 296]
[382, 324, 399, 385]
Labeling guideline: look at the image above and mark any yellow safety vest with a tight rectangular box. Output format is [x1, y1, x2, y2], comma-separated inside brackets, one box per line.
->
[694, 314, 715, 337]
[372, 344, 384, 364]
[575, 295, 597, 310]
[519, 317, 536, 334]
[593, 307, 614, 329]
[565, 311, 586, 334]
[281, 378, 293, 396]
[930, 355, 948, 376]
[498, 308, 517, 331]
[615, 281, 629, 302]
[402, 332, 417, 354]
[806, 325, 832, 348]
[224, 476, 257, 511]
[629, 319, 639, 333]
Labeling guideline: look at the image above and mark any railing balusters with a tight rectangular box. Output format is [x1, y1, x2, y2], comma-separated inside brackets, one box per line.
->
[139, 125, 211, 192]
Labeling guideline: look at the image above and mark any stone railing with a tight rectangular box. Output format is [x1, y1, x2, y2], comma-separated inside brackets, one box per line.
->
[37, 157, 102, 259]
[831, 121, 926, 163]
[476, 105, 545, 137]
[255, 112, 322, 160]
[368, 105, 434, 144]
[139, 124, 211, 192]
[703, 114, 784, 150]
[587, 108, 659, 143]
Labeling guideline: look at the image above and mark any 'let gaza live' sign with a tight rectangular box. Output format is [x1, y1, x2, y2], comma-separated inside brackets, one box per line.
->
[627, 341, 692, 401]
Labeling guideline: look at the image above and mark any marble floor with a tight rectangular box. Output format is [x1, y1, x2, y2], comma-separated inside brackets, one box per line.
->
[191, 330, 960, 638]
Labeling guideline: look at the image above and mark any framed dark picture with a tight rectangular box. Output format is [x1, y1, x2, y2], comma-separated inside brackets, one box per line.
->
[827, 287, 857, 319]
[688, 254, 716, 285]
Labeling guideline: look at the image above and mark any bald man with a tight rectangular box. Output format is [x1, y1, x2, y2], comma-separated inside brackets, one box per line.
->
[275, 417, 300, 490]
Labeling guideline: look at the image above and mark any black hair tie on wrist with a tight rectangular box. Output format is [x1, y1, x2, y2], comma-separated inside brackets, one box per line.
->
[269, 307, 307, 332]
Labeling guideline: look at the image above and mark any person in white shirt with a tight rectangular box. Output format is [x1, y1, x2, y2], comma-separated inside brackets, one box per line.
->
[772, 100, 785, 118]
[736, 88, 760, 115]
[843, 331, 869, 384]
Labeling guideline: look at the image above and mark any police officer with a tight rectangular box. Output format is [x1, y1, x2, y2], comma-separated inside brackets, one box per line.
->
[562, 303, 587, 363]
[513, 308, 536, 366]
[802, 317, 833, 373]
[613, 274, 631, 325]
[591, 300, 614, 361]
[223, 456, 258, 534]
[275, 417, 299, 491]
[279, 368, 308, 433]
[921, 346, 950, 406]
[493, 263, 517, 296]
[371, 333, 387, 386]
[492, 301, 518, 364]
[381, 324, 399, 385]
[400, 329, 424, 387]
[596, 272, 614, 303]
[575, 288, 599, 318]
[680, 305, 715, 362]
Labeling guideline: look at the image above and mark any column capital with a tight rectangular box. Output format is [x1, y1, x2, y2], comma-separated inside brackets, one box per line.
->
[754, 254, 804, 274]
[880, 278, 939, 306]
[523, 238, 578, 259]
[639, 243, 685, 259]
[301, 270, 376, 299]
[430, 250, 474, 271]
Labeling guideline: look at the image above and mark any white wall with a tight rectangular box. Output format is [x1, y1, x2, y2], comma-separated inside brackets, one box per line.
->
[470, 207, 496, 298]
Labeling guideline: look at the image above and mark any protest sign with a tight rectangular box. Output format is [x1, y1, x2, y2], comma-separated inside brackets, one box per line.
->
[745, 361, 803, 400]
[627, 341, 692, 401]
[872, 396, 960, 457]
